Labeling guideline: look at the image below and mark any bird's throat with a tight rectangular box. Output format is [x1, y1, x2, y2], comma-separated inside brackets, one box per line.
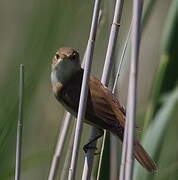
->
[51, 60, 81, 86]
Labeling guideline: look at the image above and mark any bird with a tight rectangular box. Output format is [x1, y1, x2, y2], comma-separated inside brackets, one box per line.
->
[51, 47, 157, 172]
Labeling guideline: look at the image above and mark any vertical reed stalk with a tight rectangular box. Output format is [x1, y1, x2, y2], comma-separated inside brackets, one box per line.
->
[48, 112, 72, 180]
[15, 64, 24, 180]
[96, 0, 124, 179]
[119, 0, 143, 180]
[112, 21, 132, 93]
[68, 0, 101, 179]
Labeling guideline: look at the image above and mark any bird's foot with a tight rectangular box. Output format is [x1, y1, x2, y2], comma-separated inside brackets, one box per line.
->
[83, 128, 104, 155]
[83, 144, 100, 155]
[83, 143, 97, 153]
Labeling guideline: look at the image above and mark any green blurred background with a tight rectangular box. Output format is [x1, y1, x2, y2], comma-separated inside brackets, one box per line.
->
[1, 0, 178, 179]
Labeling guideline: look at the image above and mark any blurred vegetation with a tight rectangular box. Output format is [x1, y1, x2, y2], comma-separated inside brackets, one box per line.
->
[0, 0, 177, 179]
[135, 0, 178, 179]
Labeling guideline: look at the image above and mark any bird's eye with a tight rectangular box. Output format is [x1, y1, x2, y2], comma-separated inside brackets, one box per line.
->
[55, 53, 60, 60]
[71, 54, 76, 60]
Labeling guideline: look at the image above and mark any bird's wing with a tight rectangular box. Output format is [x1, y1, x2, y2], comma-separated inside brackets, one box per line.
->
[89, 76, 125, 128]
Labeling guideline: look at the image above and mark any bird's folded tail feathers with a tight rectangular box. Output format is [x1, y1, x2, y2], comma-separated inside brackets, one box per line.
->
[134, 140, 157, 172]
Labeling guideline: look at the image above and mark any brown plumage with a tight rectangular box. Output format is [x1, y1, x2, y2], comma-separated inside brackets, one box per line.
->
[51, 47, 157, 172]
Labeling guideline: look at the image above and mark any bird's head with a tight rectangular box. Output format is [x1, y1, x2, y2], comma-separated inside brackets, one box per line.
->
[51, 47, 81, 85]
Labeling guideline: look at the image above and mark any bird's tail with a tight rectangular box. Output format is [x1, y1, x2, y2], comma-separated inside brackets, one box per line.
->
[134, 140, 157, 172]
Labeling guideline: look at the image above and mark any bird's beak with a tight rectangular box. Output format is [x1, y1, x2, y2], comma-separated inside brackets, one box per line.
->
[53, 58, 63, 69]
[57, 58, 63, 64]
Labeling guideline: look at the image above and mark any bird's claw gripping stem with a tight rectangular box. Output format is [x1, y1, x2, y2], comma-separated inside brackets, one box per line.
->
[83, 128, 104, 155]
[83, 144, 97, 153]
